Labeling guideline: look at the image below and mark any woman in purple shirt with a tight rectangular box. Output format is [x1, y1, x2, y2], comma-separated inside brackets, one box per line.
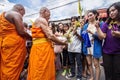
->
[95, 2, 120, 80]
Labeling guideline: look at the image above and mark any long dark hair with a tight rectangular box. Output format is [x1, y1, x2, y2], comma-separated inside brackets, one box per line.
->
[71, 16, 78, 21]
[50, 22, 56, 34]
[106, 2, 120, 24]
[57, 22, 64, 33]
[63, 23, 69, 34]
[87, 9, 99, 21]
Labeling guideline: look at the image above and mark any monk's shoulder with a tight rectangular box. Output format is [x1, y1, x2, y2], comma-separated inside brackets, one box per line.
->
[4, 11, 22, 24]
[6, 11, 21, 18]
[37, 17, 47, 24]
[35, 17, 47, 26]
[5, 11, 22, 22]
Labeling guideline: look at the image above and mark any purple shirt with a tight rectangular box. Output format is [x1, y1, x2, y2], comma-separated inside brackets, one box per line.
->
[102, 23, 120, 54]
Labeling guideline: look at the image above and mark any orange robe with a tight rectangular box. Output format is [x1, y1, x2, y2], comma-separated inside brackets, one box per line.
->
[0, 13, 26, 80]
[27, 25, 55, 80]
[0, 37, 1, 80]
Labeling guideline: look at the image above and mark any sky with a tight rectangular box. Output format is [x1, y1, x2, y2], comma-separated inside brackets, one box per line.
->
[0, 0, 120, 24]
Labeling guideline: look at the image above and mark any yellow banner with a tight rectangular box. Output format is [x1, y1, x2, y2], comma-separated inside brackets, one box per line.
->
[78, 0, 82, 18]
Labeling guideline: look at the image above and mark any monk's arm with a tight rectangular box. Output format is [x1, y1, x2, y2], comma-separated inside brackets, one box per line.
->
[13, 14, 32, 40]
[35, 18, 67, 45]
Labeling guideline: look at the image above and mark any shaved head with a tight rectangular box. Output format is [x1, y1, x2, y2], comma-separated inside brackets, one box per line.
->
[39, 7, 50, 21]
[39, 7, 49, 14]
[13, 4, 25, 16]
[13, 4, 24, 9]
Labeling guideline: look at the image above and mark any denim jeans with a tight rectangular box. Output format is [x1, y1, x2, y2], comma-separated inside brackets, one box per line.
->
[68, 52, 82, 78]
[62, 49, 70, 66]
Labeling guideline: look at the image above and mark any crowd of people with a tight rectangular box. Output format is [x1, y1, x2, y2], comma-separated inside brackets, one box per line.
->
[0, 1, 120, 80]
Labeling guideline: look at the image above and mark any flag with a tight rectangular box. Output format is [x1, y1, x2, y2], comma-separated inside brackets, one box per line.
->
[78, 0, 82, 19]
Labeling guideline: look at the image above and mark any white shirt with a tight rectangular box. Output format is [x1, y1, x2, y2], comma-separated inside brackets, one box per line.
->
[87, 23, 96, 55]
[68, 27, 82, 53]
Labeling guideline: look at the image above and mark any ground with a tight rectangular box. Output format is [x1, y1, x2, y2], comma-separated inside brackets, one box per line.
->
[56, 66, 105, 80]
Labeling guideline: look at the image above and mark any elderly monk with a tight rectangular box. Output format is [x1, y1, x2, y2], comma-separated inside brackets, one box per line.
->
[27, 7, 67, 80]
[0, 4, 31, 80]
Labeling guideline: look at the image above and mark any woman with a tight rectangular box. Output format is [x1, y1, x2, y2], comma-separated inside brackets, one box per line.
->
[62, 23, 70, 76]
[80, 19, 89, 78]
[54, 23, 67, 73]
[95, 2, 120, 80]
[82, 10, 103, 80]
[54, 23, 65, 71]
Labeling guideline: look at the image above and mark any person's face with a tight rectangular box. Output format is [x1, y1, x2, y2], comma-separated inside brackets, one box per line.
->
[63, 25, 69, 31]
[71, 18, 76, 25]
[109, 6, 118, 19]
[80, 20, 84, 27]
[45, 11, 50, 21]
[59, 24, 63, 30]
[88, 12, 96, 22]
[20, 8, 25, 16]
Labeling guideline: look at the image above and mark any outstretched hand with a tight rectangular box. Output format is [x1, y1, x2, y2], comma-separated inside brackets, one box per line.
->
[65, 41, 68, 45]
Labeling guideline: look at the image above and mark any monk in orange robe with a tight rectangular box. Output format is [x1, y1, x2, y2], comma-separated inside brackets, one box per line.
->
[27, 7, 67, 80]
[0, 4, 31, 80]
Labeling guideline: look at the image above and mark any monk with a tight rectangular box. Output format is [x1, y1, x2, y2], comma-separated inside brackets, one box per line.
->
[27, 7, 67, 80]
[0, 4, 31, 80]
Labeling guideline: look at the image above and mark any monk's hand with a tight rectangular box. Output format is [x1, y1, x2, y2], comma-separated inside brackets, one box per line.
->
[63, 41, 68, 47]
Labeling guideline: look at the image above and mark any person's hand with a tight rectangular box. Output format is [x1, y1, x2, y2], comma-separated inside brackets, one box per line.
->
[87, 29, 94, 34]
[67, 34, 71, 39]
[73, 30, 77, 35]
[111, 30, 120, 37]
[95, 20, 100, 28]
[62, 41, 68, 46]
[65, 41, 68, 47]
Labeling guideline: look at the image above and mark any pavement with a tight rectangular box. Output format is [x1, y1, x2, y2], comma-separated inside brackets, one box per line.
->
[56, 66, 105, 80]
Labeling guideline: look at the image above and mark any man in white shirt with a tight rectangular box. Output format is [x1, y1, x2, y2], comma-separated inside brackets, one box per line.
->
[66, 16, 82, 80]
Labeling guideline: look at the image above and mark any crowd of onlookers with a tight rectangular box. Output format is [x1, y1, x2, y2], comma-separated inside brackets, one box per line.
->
[1, 1, 120, 80]
[22, 3, 119, 80]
